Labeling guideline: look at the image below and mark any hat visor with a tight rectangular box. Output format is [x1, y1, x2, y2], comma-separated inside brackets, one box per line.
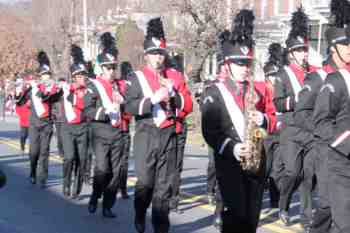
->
[144, 47, 167, 55]
[288, 44, 308, 51]
[332, 37, 350, 46]
[227, 58, 253, 66]
[265, 70, 278, 76]
[72, 70, 88, 77]
[39, 71, 51, 76]
[100, 61, 118, 66]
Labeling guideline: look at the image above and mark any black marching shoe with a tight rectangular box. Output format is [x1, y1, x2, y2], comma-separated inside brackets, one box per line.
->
[303, 226, 311, 233]
[170, 203, 183, 214]
[213, 213, 223, 231]
[134, 214, 146, 233]
[88, 198, 98, 214]
[279, 210, 290, 226]
[208, 194, 215, 206]
[29, 176, 36, 184]
[102, 208, 116, 218]
[121, 189, 130, 199]
[63, 186, 71, 197]
[71, 193, 79, 199]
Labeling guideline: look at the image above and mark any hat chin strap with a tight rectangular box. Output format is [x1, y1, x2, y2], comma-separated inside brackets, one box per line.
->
[334, 44, 349, 66]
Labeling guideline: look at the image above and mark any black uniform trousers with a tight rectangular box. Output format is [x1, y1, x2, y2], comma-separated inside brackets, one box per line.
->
[133, 124, 177, 233]
[29, 123, 53, 184]
[277, 127, 314, 226]
[215, 149, 266, 233]
[89, 122, 124, 210]
[207, 146, 217, 195]
[55, 121, 64, 156]
[264, 134, 280, 208]
[62, 123, 88, 196]
[20, 126, 29, 152]
[170, 121, 188, 207]
[327, 149, 350, 233]
[84, 125, 93, 184]
[310, 143, 332, 233]
[119, 131, 131, 192]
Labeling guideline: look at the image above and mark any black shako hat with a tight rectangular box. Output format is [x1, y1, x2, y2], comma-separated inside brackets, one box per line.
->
[285, 7, 309, 51]
[216, 30, 230, 66]
[264, 43, 285, 76]
[326, 0, 350, 46]
[98, 32, 118, 66]
[144, 17, 167, 55]
[218, 9, 255, 65]
[37, 51, 51, 76]
[70, 44, 88, 76]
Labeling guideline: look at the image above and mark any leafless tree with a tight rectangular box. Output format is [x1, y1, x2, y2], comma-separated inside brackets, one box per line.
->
[0, 9, 35, 81]
[169, 0, 238, 83]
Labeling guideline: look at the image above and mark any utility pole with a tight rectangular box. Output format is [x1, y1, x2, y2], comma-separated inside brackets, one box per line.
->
[83, 0, 89, 59]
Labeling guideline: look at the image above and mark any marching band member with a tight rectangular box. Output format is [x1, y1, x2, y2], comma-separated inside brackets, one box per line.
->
[85, 32, 124, 218]
[272, 8, 318, 227]
[15, 75, 32, 155]
[168, 55, 193, 214]
[311, 1, 350, 232]
[201, 10, 276, 233]
[117, 61, 133, 200]
[17, 51, 62, 188]
[263, 43, 285, 212]
[61, 45, 89, 199]
[124, 17, 192, 233]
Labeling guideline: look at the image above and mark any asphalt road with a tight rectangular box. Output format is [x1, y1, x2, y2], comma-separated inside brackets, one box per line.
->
[0, 116, 308, 233]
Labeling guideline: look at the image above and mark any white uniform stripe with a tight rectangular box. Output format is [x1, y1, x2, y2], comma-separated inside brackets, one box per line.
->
[284, 66, 302, 102]
[138, 97, 147, 115]
[219, 138, 232, 155]
[331, 131, 350, 148]
[179, 93, 185, 111]
[135, 71, 167, 127]
[216, 83, 245, 142]
[31, 84, 46, 117]
[95, 107, 103, 120]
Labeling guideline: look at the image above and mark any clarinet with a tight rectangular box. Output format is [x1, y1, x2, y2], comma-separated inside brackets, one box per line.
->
[158, 70, 176, 120]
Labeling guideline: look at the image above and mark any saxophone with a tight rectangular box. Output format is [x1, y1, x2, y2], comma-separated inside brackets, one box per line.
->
[241, 75, 267, 174]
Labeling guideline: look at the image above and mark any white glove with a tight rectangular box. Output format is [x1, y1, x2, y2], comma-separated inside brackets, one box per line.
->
[151, 87, 169, 104]
[105, 103, 119, 115]
[233, 143, 252, 162]
[233, 143, 243, 162]
[250, 111, 265, 126]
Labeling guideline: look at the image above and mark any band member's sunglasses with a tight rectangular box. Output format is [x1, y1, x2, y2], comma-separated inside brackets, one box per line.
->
[105, 64, 118, 70]
[291, 47, 308, 53]
[147, 50, 166, 56]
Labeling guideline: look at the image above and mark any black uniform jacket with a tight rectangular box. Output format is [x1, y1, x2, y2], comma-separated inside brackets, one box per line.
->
[84, 78, 122, 140]
[201, 77, 273, 160]
[313, 68, 350, 158]
[123, 67, 192, 131]
[274, 65, 307, 130]
[294, 62, 336, 134]
[17, 84, 62, 127]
